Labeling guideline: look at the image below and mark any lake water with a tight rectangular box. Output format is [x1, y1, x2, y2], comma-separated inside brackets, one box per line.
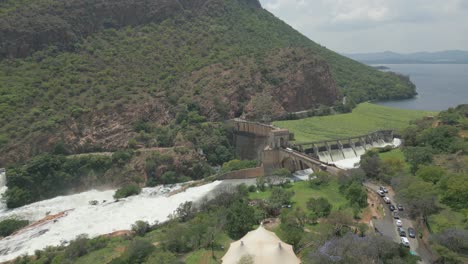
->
[374, 64, 468, 111]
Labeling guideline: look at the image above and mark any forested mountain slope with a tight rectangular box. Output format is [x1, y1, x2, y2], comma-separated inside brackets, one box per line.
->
[0, 0, 415, 164]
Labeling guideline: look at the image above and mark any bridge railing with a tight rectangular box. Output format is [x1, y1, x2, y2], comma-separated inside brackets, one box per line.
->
[292, 129, 395, 147]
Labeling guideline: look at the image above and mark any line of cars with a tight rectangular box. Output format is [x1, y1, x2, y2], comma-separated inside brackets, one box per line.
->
[377, 186, 416, 247]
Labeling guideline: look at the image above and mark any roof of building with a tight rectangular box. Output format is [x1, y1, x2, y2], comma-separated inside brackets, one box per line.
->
[221, 225, 301, 264]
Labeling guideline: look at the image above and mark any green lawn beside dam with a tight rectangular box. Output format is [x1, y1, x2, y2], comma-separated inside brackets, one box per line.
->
[274, 103, 436, 143]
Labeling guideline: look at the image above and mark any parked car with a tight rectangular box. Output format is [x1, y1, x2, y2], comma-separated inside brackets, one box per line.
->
[383, 197, 391, 204]
[397, 204, 404, 211]
[285, 148, 293, 152]
[401, 237, 410, 247]
[378, 190, 385, 197]
[398, 227, 407, 237]
[396, 219, 403, 227]
[408, 227, 416, 238]
[393, 212, 400, 219]
[389, 204, 396, 211]
[379, 186, 388, 193]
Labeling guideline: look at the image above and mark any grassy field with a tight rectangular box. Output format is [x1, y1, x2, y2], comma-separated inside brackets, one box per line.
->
[274, 103, 435, 143]
[249, 180, 349, 212]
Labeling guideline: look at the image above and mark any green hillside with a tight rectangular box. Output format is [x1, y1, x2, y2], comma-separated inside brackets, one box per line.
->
[274, 103, 436, 143]
[0, 0, 416, 164]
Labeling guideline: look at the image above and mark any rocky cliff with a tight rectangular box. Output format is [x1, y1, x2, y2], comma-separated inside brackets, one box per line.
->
[0, 0, 414, 165]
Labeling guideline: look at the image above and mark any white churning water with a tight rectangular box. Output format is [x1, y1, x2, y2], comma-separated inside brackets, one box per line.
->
[0, 180, 222, 262]
[317, 138, 402, 170]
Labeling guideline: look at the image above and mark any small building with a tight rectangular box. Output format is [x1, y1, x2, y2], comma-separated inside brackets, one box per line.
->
[221, 225, 301, 264]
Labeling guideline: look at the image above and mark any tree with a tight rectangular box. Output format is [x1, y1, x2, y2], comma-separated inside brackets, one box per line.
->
[64, 234, 90, 260]
[416, 165, 445, 184]
[344, 182, 368, 209]
[403, 147, 433, 174]
[0, 219, 29, 237]
[116, 238, 155, 264]
[327, 211, 353, 236]
[416, 126, 460, 154]
[440, 174, 468, 210]
[280, 209, 304, 249]
[308, 234, 418, 264]
[307, 197, 332, 217]
[113, 184, 141, 199]
[256, 176, 266, 191]
[360, 151, 382, 178]
[268, 187, 294, 209]
[395, 176, 438, 221]
[309, 171, 330, 188]
[381, 156, 406, 176]
[226, 201, 256, 239]
[173, 201, 195, 222]
[131, 221, 150, 236]
[433, 228, 468, 255]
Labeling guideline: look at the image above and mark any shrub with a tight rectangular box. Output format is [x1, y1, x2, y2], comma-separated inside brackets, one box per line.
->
[306, 197, 332, 217]
[114, 184, 141, 199]
[309, 171, 330, 188]
[132, 221, 150, 236]
[0, 218, 29, 237]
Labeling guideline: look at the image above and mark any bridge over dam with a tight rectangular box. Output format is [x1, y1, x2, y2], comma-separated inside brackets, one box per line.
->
[291, 130, 396, 163]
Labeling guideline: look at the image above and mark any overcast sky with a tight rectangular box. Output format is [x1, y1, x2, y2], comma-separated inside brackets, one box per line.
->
[259, 0, 468, 53]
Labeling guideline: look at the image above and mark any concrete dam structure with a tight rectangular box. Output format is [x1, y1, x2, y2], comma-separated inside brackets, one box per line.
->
[230, 119, 343, 176]
[292, 130, 395, 164]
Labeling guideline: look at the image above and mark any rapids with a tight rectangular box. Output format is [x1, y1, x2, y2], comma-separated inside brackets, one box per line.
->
[0, 180, 222, 262]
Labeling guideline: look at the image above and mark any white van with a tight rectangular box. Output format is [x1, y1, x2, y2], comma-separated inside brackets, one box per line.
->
[401, 237, 410, 247]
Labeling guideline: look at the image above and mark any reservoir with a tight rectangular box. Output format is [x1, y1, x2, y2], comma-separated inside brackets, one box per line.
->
[374, 64, 468, 111]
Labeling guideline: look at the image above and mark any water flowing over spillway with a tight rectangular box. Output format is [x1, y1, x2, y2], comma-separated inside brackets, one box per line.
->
[0, 180, 222, 262]
[317, 138, 402, 169]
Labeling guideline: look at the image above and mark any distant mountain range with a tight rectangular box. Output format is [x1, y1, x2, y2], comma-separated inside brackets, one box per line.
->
[344, 50, 468, 64]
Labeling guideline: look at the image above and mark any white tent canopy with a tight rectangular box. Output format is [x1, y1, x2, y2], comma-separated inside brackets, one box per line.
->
[221, 225, 301, 264]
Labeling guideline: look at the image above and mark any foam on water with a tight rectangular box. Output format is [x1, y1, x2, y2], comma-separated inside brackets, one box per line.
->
[0, 181, 222, 262]
[317, 138, 401, 169]
[342, 148, 356, 159]
[318, 152, 332, 163]
[330, 149, 345, 162]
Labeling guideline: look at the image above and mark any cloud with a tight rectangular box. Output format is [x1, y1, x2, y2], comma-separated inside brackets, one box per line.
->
[259, 0, 468, 52]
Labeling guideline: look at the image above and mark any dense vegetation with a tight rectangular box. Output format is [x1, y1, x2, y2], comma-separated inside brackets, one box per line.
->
[0, 218, 29, 237]
[113, 184, 142, 199]
[274, 102, 435, 142]
[0, 0, 416, 164]
[3, 153, 115, 208]
[362, 104, 468, 263]
[9, 175, 418, 264]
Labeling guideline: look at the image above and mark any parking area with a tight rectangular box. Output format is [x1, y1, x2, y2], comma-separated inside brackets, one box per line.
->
[365, 182, 429, 263]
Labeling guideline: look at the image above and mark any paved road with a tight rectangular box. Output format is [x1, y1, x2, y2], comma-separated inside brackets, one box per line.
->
[365, 182, 432, 264]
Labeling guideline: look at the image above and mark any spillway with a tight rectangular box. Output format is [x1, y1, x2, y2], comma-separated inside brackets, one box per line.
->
[316, 137, 400, 169]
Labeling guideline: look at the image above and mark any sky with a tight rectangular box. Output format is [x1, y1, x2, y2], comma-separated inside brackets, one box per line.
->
[259, 0, 468, 53]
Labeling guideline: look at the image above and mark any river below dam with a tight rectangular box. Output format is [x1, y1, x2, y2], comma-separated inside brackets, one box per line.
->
[0, 176, 222, 262]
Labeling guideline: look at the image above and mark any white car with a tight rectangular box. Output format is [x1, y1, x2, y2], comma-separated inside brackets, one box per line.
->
[401, 237, 410, 247]
[396, 219, 403, 227]
[383, 197, 391, 204]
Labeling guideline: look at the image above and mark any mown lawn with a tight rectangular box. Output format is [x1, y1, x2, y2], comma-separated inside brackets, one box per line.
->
[249, 180, 349, 211]
[274, 103, 435, 143]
